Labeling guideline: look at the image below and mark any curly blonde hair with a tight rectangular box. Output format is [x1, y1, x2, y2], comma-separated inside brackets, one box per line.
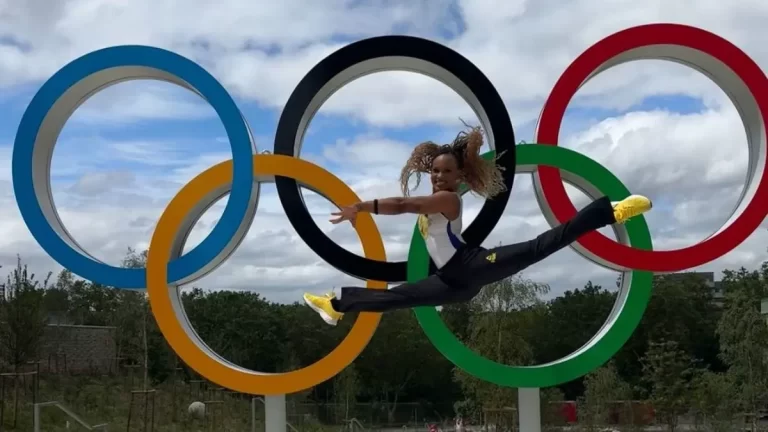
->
[398, 125, 507, 198]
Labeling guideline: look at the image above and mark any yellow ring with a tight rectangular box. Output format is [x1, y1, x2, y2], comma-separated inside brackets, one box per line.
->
[146, 154, 386, 395]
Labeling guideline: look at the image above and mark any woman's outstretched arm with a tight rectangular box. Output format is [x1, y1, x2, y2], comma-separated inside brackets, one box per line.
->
[355, 191, 460, 217]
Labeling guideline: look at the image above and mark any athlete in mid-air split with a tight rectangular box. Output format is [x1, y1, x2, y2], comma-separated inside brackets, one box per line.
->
[303, 126, 652, 325]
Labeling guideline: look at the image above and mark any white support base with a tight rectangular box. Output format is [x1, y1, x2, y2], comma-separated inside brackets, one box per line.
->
[518, 388, 541, 432]
[265, 394, 287, 432]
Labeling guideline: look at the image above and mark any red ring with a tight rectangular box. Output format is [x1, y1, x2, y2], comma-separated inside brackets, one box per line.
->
[535, 23, 768, 272]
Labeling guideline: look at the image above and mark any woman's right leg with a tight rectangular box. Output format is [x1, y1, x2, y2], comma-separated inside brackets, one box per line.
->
[303, 275, 480, 325]
[470, 195, 650, 287]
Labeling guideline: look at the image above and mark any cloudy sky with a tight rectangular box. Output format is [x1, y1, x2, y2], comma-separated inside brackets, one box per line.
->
[0, 0, 766, 305]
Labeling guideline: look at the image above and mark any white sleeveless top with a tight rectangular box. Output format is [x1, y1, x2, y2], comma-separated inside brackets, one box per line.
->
[416, 193, 465, 268]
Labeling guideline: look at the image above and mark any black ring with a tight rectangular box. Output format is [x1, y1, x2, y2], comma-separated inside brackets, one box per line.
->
[273, 35, 516, 282]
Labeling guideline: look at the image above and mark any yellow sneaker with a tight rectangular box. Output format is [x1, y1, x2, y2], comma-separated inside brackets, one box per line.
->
[612, 194, 652, 224]
[303, 292, 344, 326]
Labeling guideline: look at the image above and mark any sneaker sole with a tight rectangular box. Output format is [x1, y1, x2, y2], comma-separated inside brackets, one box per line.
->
[303, 294, 338, 326]
[611, 195, 653, 212]
[628, 194, 652, 209]
[611, 194, 652, 205]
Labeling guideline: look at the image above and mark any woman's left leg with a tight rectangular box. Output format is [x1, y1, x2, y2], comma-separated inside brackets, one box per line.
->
[469, 195, 650, 287]
[303, 274, 480, 325]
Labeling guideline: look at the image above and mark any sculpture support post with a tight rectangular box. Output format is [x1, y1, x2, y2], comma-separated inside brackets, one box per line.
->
[518, 388, 541, 432]
[265, 394, 286, 432]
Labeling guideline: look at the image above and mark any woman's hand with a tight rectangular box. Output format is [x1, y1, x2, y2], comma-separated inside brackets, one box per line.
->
[330, 205, 359, 227]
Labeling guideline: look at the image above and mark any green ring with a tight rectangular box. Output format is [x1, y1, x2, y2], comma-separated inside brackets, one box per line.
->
[408, 144, 653, 388]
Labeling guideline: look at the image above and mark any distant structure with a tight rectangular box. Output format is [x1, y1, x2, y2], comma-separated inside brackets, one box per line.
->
[39, 324, 117, 374]
[654, 271, 724, 305]
[659, 271, 768, 325]
[762, 299, 768, 326]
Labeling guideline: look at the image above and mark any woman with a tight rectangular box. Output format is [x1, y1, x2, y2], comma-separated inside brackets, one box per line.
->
[303, 127, 651, 325]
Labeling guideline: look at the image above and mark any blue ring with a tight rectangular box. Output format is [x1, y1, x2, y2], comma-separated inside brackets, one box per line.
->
[12, 45, 254, 289]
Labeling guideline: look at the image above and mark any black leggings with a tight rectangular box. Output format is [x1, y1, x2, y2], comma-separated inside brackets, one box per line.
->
[331, 196, 617, 313]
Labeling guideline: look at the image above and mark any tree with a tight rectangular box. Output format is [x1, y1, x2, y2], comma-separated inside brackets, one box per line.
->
[121, 247, 150, 389]
[529, 281, 615, 399]
[66, 279, 120, 326]
[642, 274, 721, 366]
[454, 275, 549, 421]
[716, 266, 768, 432]
[42, 288, 69, 315]
[690, 371, 738, 432]
[608, 272, 722, 396]
[441, 301, 474, 342]
[183, 289, 285, 373]
[0, 257, 50, 370]
[355, 308, 445, 425]
[577, 362, 632, 431]
[333, 363, 361, 423]
[641, 339, 698, 432]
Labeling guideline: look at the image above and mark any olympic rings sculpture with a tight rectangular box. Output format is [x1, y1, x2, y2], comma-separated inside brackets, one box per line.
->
[11, 23, 768, 395]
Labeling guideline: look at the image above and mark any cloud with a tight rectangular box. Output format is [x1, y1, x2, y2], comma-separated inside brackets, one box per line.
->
[2, 0, 767, 128]
[68, 171, 136, 195]
[69, 83, 215, 125]
[4, 96, 765, 303]
[0, 0, 766, 310]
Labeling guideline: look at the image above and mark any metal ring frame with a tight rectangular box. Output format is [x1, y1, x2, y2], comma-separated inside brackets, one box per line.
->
[12, 23, 768, 394]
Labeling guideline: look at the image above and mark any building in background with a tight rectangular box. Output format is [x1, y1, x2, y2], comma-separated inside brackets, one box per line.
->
[655, 271, 768, 325]
[653, 271, 724, 305]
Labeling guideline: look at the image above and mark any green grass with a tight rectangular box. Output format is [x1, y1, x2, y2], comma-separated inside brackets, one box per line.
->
[0, 373, 267, 431]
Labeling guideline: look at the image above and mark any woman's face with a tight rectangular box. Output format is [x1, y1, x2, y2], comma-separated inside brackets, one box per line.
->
[430, 153, 462, 192]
